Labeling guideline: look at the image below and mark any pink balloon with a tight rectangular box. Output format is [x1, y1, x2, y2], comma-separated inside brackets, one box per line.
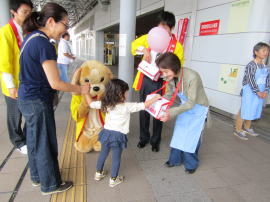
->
[148, 27, 171, 53]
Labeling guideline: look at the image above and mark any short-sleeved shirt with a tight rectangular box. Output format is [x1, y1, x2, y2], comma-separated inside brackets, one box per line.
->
[19, 30, 57, 101]
[57, 38, 72, 64]
[90, 101, 145, 134]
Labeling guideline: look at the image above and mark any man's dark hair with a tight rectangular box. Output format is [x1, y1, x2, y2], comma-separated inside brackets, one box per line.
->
[253, 42, 270, 58]
[10, 0, 33, 12]
[157, 11, 176, 29]
[155, 52, 181, 74]
[62, 32, 70, 38]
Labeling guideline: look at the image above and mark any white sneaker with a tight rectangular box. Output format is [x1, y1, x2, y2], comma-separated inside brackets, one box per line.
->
[233, 130, 248, 140]
[17, 145, 27, 154]
[94, 170, 107, 181]
[109, 176, 124, 187]
[243, 128, 259, 136]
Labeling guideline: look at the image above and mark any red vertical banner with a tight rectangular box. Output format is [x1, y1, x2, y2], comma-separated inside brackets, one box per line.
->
[176, 18, 189, 46]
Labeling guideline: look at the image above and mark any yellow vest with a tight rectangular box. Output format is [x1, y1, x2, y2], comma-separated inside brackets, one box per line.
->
[131, 34, 185, 90]
[70, 95, 86, 140]
[0, 23, 20, 97]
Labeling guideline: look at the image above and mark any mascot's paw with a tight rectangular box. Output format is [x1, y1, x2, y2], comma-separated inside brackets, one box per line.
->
[74, 135, 93, 153]
[93, 141, 101, 151]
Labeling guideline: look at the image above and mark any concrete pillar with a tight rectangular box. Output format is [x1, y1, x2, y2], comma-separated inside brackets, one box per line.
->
[118, 0, 137, 100]
[95, 30, 105, 63]
[0, 0, 10, 27]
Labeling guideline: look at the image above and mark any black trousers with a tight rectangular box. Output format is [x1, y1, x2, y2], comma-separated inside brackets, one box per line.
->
[139, 76, 163, 146]
[4, 96, 26, 148]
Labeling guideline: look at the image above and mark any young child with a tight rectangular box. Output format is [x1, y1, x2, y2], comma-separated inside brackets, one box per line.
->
[234, 42, 270, 140]
[85, 78, 161, 187]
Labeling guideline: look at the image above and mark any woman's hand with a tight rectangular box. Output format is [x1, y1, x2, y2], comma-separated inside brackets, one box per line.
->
[257, 92, 264, 98]
[80, 84, 90, 95]
[159, 110, 170, 122]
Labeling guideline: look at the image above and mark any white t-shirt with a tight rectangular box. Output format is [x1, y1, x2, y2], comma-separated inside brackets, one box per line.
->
[90, 101, 145, 134]
[57, 38, 72, 64]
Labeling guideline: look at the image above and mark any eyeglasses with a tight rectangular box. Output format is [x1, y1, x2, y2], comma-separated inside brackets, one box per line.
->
[59, 21, 70, 29]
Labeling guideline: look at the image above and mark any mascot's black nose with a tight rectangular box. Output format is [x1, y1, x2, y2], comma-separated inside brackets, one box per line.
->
[93, 86, 100, 92]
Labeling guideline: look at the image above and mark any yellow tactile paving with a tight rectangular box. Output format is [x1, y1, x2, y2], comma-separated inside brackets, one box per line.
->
[50, 117, 86, 202]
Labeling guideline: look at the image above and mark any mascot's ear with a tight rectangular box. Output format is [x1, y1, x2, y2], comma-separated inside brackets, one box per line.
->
[71, 67, 82, 85]
[106, 67, 113, 79]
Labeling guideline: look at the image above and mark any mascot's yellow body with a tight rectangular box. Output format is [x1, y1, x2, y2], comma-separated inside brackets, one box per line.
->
[70, 60, 113, 153]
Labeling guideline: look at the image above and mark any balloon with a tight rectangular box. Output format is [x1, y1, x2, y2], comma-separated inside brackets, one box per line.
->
[148, 27, 171, 53]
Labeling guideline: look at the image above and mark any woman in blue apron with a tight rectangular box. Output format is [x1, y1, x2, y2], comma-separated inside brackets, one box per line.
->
[155, 52, 209, 174]
[234, 42, 270, 140]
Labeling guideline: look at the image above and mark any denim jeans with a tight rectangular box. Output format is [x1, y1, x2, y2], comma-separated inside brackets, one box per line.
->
[96, 144, 123, 178]
[57, 63, 69, 82]
[4, 96, 26, 148]
[168, 141, 201, 170]
[18, 98, 61, 192]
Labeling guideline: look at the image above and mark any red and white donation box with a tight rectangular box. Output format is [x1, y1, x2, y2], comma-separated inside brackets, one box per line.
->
[137, 60, 161, 81]
[137, 50, 161, 81]
[199, 20, 220, 36]
[145, 94, 170, 119]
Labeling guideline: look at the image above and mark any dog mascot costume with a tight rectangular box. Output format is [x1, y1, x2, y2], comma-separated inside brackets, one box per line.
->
[70, 60, 113, 153]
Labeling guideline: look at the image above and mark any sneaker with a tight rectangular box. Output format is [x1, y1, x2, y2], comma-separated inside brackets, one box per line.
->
[31, 181, 40, 187]
[41, 181, 73, 195]
[94, 170, 107, 181]
[17, 145, 27, 155]
[243, 128, 259, 136]
[233, 130, 248, 140]
[109, 176, 124, 187]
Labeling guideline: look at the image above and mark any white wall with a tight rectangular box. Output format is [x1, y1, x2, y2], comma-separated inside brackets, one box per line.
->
[73, 0, 270, 114]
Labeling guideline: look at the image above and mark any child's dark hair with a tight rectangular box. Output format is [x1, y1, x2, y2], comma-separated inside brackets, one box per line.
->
[23, 2, 67, 34]
[253, 42, 270, 58]
[101, 79, 129, 112]
[157, 11, 176, 29]
[10, 0, 33, 14]
[155, 52, 181, 74]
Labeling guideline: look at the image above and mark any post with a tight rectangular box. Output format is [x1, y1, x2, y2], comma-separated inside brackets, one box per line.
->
[118, 0, 137, 100]
[0, 0, 10, 27]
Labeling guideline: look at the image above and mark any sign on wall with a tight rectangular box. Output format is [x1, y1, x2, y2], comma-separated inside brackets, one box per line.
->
[199, 20, 220, 36]
[218, 64, 240, 94]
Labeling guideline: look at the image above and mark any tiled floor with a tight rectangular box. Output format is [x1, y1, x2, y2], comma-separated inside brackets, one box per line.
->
[1, 62, 270, 202]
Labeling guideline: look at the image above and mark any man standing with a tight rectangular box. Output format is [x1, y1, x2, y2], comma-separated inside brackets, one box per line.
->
[131, 11, 184, 152]
[57, 32, 75, 82]
[0, 0, 33, 154]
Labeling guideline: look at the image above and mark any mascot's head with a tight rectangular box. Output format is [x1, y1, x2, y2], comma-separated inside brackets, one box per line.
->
[71, 60, 113, 100]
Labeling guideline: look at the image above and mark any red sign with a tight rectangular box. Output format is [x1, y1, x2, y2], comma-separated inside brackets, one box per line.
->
[199, 20, 220, 36]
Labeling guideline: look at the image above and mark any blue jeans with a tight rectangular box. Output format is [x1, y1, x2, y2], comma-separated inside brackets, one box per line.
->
[96, 144, 123, 178]
[57, 63, 69, 82]
[168, 141, 201, 170]
[18, 98, 62, 192]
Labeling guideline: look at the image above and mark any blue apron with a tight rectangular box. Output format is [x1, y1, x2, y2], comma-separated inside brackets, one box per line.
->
[241, 64, 268, 120]
[170, 92, 208, 153]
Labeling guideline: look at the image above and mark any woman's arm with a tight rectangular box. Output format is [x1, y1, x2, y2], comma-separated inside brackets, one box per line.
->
[42, 60, 89, 94]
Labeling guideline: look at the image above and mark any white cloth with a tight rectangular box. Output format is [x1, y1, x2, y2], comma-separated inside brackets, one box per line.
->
[13, 20, 23, 43]
[57, 38, 72, 64]
[90, 101, 145, 134]
[2, 73, 15, 88]
[1, 20, 23, 89]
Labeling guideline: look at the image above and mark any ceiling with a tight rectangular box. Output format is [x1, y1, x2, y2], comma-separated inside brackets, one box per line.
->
[31, 0, 99, 27]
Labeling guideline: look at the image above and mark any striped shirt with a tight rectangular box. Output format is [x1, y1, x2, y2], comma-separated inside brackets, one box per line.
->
[242, 61, 270, 93]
